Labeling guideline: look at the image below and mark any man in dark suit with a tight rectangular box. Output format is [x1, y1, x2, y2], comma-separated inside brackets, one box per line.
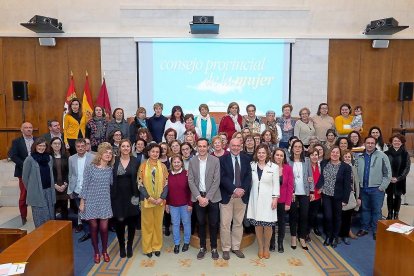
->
[42, 119, 64, 142]
[188, 138, 221, 260]
[9, 122, 35, 225]
[219, 137, 252, 260]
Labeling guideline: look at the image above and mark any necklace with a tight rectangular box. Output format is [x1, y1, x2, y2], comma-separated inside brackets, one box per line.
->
[293, 162, 302, 179]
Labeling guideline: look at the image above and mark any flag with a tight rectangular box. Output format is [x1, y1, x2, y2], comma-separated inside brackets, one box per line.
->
[63, 72, 77, 127]
[95, 77, 112, 120]
[82, 71, 94, 121]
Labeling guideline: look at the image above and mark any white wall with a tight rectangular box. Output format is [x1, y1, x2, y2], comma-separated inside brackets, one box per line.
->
[1, 0, 413, 38]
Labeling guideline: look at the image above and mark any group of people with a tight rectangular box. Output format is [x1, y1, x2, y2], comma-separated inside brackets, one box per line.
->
[8, 99, 411, 263]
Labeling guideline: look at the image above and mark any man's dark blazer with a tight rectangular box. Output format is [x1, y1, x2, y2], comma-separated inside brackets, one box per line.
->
[9, 136, 36, 177]
[42, 132, 64, 143]
[219, 152, 252, 204]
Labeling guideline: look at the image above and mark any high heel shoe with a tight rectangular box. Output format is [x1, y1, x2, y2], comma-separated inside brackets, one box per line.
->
[258, 248, 264, 259]
[94, 253, 100, 264]
[102, 252, 110, 262]
[299, 238, 308, 251]
[263, 251, 270, 259]
[331, 238, 338, 248]
[291, 237, 297, 250]
[323, 237, 330, 246]
[349, 230, 357, 240]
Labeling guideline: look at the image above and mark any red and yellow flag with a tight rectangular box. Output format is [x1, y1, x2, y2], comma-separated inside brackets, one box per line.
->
[82, 71, 93, 121]
[63, 71, 77, 127]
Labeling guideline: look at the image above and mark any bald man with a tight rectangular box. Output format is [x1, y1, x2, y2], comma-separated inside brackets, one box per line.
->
[9, 122, 36, 225]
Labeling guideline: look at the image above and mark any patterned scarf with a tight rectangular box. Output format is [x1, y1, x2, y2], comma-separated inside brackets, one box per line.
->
[142, 160, 165, 208]
[230, 114, 242, 132]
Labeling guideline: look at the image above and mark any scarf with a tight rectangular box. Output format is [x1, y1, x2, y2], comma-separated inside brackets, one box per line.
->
[93, 117, 106, 139]
[230, 114, 242, 132]
[137, 118, 147, 128]
[32, 152, 51, 189]
[283, 117, 293, 132]
[196, 114, 212, 140]
[142, 160, 165, 208]
[388, 147, 404, 178]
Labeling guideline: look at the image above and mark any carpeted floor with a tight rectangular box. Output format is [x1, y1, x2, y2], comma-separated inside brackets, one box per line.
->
[83, 231, 360, 276]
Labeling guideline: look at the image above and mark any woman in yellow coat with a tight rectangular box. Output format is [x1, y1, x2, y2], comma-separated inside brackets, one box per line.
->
[137, 143, 168, 258]
[64, 98, 86, 155]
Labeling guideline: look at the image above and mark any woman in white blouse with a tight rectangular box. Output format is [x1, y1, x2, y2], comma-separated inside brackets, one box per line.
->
[164, 106, 186, 142]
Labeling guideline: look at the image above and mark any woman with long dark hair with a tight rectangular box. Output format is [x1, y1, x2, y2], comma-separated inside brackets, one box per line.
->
[307, 147, 322, 240]
[369, 126, 389, 152]
[312, 103, 335, 143]
[270, 148, 294, 253]
[50, 137, 69, 220]
[22, 137, 55, 228]
[86, 106, 108, 152]
[64, 98, 86, 155]
[111, 139, 140, 258]
[164, 106, 186, 142]
[385, 134, 411, 220]
[288, 140, 314, 250]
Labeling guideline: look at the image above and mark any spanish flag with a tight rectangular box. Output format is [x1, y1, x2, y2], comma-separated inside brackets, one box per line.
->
[82, 71, 93, 121]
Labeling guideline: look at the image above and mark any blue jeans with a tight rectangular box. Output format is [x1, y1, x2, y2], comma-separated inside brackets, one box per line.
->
[169, 205, 192, 245]
[360, 188, 385, 233]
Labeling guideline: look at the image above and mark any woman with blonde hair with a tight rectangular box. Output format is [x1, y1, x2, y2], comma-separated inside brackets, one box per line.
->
[138, 143, 169, 258]
[79, 142, 114, 263]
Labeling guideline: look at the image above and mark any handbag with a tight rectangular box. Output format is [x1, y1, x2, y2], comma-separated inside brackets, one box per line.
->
[342, 191, 357, 211]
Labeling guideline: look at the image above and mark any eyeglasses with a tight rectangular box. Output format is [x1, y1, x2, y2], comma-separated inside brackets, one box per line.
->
[114, 134, 122, 136]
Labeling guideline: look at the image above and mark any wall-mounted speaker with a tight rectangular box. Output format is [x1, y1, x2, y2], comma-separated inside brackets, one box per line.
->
[12, 81, 29, 101]
[39, 37, 56, 46]
[399, 82, 414, 101]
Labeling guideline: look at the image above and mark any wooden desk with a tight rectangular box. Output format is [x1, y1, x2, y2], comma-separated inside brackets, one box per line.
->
[0, 221, 73, 276]
[374, 220, 414, 275]
[0, 228, 27, 252]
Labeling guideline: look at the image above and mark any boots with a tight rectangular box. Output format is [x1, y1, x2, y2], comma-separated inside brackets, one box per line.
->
[393, 212, 399, 220]
[386, 211, 393, 220]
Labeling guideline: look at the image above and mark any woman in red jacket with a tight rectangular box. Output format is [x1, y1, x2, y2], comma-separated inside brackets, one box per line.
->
[270, 148, 294, 253]
[307, 147, 322, 241]
[218, 102, 243, 140]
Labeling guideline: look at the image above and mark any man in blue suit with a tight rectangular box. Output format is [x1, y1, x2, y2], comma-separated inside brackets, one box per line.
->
[219, 137, 252, 260]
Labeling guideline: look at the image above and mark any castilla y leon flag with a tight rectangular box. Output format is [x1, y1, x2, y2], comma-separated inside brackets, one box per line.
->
[63, 72, 77, 127]
[82, 71, 94, 121]
[95, 77, 112, 120]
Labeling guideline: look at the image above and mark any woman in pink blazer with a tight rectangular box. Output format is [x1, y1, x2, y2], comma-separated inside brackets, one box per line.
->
[269, 148, 294, 253]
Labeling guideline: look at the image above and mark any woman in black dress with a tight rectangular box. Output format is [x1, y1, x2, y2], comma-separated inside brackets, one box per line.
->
[50, 137, 69, 220]
[385, 134, 411, 220]
[111, 139, 140, 258]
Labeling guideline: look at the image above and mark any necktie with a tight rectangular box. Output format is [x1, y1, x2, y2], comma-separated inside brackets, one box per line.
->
[235, 156, 241, 187]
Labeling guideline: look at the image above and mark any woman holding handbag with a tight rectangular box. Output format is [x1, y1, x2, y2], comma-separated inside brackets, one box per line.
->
[339, 149, 361, 244]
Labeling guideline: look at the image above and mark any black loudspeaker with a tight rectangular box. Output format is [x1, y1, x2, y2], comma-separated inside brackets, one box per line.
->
[399, 82, 414, 101]
[12, 81, 29, 101]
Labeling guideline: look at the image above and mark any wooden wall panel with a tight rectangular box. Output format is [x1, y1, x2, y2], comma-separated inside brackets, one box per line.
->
[328, 39, 414, 151]
[35, 39, 71, 135]
[0, 38, 101, 159]
[327, 40, 361, 110]
[3, 38, 38, 128]
[67, 38, 101, 104]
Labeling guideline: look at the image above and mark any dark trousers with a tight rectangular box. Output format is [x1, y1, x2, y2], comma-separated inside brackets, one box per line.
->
[290, 195, 309, 239]
[322, 194, 343, 239]
[55, 199, 69, 220]
[339, 209, 353, 237]
[18, 177, 27, 219]
[271, 202, 288, 244]
[308, 198, 321, 234]
[163, 211, 171, 232]
[115, 216, 137, 247]
[194, 201, 219, 249]
[386, 191, 402, 213]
